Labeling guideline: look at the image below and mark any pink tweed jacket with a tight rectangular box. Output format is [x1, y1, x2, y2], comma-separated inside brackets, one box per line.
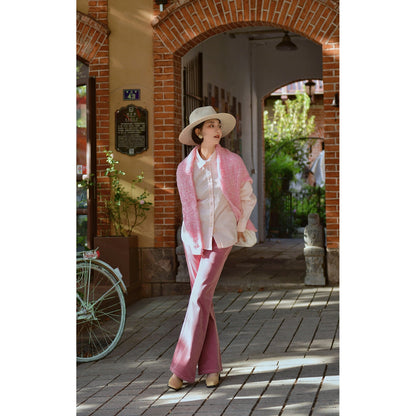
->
[176, 144, 256, 254]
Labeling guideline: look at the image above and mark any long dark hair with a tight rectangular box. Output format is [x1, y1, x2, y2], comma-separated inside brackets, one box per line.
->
[191, 122, 204, 145]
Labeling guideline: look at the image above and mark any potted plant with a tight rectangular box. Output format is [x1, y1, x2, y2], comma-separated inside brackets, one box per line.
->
[94, 151, 152, 303]
[104, 150, 152, 236]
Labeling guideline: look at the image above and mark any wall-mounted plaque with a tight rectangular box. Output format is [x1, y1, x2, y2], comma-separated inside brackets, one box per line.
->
[115, 105, 148, 155]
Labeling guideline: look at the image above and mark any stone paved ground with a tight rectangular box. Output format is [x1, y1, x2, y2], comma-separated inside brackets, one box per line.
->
[218, 239, 306, 291]
[77, 285, 339, 416]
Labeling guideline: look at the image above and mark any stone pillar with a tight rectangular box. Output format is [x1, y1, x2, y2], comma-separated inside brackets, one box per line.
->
[175, 227, 189, 282]
[326, 248, 339, 285]
[304, 213, 326, 286]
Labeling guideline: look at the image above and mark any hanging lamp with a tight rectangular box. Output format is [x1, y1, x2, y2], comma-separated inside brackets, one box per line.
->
[275, 31, 297, 51]
[304, 80, 316, 97]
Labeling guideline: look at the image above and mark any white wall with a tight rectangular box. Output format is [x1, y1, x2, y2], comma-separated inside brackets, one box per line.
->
[252, 36, 322, 97]
[182, 30, 322, 240]
[183, 34, 252, 166]
[182, 35, 259, 228]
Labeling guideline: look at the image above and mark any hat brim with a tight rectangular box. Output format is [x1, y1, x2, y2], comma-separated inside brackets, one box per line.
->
[179, 113, 236, 146]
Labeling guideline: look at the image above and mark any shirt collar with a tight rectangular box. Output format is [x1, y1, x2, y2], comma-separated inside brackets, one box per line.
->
[196, 148, 216, 168]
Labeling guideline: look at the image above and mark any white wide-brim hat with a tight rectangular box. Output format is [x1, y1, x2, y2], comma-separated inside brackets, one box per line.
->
[179, 106, 236, 146]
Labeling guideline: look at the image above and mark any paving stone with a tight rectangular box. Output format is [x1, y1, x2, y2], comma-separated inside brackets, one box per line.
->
[311, 404, 339, 415]
[280, 402, 314, 415]
[141, 404, 175, 415]
[77, 245, 339, 416]
[122, 399, 154, 414]
[223, 401, 257, 416]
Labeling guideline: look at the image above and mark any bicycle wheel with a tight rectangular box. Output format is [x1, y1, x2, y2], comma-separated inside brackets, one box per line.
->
[76, 260, 126, 362]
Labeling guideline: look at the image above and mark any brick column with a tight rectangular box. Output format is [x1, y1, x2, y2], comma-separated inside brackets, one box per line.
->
[88, 0, 111, 236]
[322, 39, 340, 284]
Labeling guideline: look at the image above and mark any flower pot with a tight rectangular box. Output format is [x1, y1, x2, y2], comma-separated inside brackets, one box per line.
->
[94, 235, 140, 304]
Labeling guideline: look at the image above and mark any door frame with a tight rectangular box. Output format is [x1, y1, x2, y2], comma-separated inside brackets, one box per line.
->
[77, 71, 97, 249]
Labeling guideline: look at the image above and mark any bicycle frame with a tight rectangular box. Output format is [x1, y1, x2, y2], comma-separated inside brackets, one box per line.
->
[77, 250, 128, 293]
[88, 258, 128, 294]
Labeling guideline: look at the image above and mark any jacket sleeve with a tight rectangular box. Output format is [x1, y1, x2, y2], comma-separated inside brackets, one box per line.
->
[237, 181, 257, 232]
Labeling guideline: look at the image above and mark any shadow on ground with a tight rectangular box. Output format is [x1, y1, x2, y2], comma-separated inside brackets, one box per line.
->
[218, 238, 306, 291]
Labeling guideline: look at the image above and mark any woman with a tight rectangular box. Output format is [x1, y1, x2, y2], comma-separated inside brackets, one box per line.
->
[168, 106, 257, 390]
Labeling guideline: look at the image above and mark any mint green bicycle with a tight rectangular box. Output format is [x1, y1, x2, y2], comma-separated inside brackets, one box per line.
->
[76, 249, 127, 362]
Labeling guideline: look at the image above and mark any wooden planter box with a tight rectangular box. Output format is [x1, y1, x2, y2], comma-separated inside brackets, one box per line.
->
[94, 236, 140, 305]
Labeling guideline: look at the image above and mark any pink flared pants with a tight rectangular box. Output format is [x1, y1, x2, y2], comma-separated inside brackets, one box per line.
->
[170, 240, 232, 382]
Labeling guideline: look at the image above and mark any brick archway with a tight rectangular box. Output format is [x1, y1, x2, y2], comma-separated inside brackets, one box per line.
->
[152, 0, 339, 259]
[76, 11, 110, 63]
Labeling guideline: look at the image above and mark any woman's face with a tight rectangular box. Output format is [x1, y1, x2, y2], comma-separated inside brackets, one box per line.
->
[196, 119, 222, 145]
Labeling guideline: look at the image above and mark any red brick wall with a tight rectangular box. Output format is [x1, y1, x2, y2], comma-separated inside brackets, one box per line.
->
[322, 40, 339, 249]
[152, 0, 340, 250]
[88, 1, 111, 236]
[77, 1, 111, 236]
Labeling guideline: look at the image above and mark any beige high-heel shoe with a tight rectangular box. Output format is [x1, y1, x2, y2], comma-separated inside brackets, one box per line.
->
[168, 374, 183, 391]
[206, 373, 220, 388]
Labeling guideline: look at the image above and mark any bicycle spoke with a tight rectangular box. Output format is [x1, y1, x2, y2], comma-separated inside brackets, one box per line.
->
[95, 311, 122, 325]
[91, 290, 122, 313]
[80, 322, 112, 355]
[88, 324, 108, 353]
[90, 282, 123, 309]
[90, 321, 119, 339]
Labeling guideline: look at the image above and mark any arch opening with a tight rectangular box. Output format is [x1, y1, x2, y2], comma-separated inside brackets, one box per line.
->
[152, 0, 339, 284]
[177, 27, 324, 287]
[263, 79, 325, 242]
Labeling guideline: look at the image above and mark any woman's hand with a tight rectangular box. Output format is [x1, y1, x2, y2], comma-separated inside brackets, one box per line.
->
[237, 231, 246, 243]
